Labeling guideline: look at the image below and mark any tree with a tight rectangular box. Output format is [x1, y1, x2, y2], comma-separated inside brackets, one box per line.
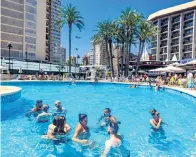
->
[119, 8, 143, 77]
[135, 20, 156, 73]
[57, 4, 84, 76]
[92, 20, 115, 77]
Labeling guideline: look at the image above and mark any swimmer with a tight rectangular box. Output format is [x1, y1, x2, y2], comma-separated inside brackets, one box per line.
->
[72, 114, 90, 144]
[97, 108, 121, 127]
[149, 109, 164, 129]
[25, 100, 43, 117]
[53, 100, 67, 116]
[44, 116, 70, 140]
[155, 83, 161, 91]
[101, 122, 126, 157]
[128, 84, 138, 88]
[36, 104, 52, 123]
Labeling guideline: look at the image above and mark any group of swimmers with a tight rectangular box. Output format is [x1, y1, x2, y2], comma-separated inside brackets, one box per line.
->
[26, 100, 165, 156]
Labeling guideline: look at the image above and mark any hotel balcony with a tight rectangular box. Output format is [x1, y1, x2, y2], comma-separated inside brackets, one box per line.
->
[160, 42, 167, 47]
[183, 48, 192, 52]
[172, 16, 180, 24]
[183, 37, 192, 44]
[171, 42, 179, 46]
[161, 20, 168, 26]
[184, 21, 193, 29]
[160, 49, 167, 54]
[171, 49, 179, 53]
[182, 52, 192, 59]
[161, 28, 168, 33]
[171, 24, 180, 31]
[171, 31, 180, 38]
[160, 34, 168, 40]
[184, 12, 193, 21]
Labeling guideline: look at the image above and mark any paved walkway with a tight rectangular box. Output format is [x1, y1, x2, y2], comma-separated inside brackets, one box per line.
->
[0, 86, 22, 96]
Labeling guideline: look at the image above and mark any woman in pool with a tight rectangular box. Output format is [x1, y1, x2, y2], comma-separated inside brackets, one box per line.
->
[101, 122, 129, 157]
[98, 108, 120, 127]
[25, 100, 43, 117]
[46, 116, 70, 140]
[149, 109, 163, 129]
[72, 114, 90, 144]
[53, 100, 67, 116]
[36, 104, 52, 123]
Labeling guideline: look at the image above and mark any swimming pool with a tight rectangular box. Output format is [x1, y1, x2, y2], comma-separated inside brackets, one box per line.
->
[1, 82, 196, 157]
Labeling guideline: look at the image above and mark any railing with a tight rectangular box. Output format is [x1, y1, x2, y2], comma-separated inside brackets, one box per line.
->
[0, 59, 79, 73]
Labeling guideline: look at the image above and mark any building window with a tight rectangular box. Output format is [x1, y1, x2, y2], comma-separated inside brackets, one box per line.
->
[25, 36, 36, 44]
[26, 5, 36, 15]
[26, 21, 36, 29]
[25, 28, 36, 37]
[26, 0, 37, 7]
[26, 13, 36, 22]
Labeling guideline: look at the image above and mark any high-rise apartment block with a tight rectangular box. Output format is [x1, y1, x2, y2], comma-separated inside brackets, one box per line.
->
[1, 0, 62, 63]
[148, 1, 196, 62]
[94, 42, 109, 66]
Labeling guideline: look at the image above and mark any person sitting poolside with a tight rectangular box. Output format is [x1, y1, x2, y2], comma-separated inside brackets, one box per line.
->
[97, 108, 120, 127]
[25, 100, 43, 117]
[36, 104, 52, 123]
[72, 114, 91, 144]
[53, 100, 67, 116]
[101, 122, 129, 157]
[149, 109, 164, 130]
[43, 116, 70, 141]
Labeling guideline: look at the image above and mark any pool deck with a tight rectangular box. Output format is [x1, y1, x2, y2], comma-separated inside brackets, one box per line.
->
[0, 86, 22, 96]
[1, 80, 196, 97]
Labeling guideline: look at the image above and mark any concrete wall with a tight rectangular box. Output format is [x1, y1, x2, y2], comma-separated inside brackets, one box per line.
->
[36, 0, 46, 61]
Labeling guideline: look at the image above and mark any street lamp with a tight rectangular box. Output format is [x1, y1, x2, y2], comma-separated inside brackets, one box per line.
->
[7, 43, 12, 72]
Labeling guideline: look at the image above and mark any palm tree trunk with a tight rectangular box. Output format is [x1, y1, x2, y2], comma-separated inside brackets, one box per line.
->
[69, 24, 72, 76]
[105, 39, 110, 68]
[108, 39, 114, 77]
[136, 41, 144, 73]
[125, 31, 129, 77]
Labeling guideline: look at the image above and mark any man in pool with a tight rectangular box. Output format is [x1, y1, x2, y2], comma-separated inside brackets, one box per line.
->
[25, 100, 43, 117]
[97, 108, 120, 127]
[36, 104, 52, 123]
[101, 122, 129, 157]
[149, 109, 163, 129]
[53, 100, 67, 116]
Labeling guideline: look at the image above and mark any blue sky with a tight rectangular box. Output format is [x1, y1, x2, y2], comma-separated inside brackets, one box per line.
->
[61, 0, 190, 59]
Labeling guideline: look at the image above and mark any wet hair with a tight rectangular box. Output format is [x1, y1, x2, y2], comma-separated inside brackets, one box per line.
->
[43, 104, 49, 112]
[53, 116, 66, 134]
[149, 109, 159, 116]
[149, 109, 157, 115]
[79, 113, 87, 122]
[36, 100, 43, 104]
[105, 108, 111, 113]
[109, 122, 119, 135]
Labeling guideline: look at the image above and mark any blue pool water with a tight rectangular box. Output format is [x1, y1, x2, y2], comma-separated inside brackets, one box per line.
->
[1, 82, 196, 157]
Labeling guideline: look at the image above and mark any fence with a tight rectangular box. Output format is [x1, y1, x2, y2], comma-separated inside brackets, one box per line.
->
[0, 59, 79, 73]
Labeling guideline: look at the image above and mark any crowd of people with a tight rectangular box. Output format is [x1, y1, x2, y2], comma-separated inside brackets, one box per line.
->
[25, 99, 169, 156]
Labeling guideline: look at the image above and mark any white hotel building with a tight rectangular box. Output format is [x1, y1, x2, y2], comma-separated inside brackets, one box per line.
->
[148, 1, 196, 62]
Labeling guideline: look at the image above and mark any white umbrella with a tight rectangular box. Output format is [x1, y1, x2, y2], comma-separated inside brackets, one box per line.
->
[185, 60, 196, 66]
[163, 66, 185, 73]
[169, 62, 180, 66]
[149, 68, 164, 72]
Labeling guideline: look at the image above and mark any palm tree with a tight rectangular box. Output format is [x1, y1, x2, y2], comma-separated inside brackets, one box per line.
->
[92, 21, 116, 77]
[135, 20, 156, 73]
[119, 8, 143, 77]
[57, 4, 84, 76]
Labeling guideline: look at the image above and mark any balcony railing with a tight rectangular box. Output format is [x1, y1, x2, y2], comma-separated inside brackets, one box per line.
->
[171, 49, 179, 53]
[161, 28, 168, 33]
[183, 40, 192, 44]
[184, 14, 193, 21]
[172, 18, 180, 23]
[184, 24, 193, 29]
[160, 43, 167, 47]
[171, 26, 180, 31]
[161, 21, 168, 26]
[171, 42, 179, 46]
[160, 35, 167, 40]
[183, 48, 192, 52]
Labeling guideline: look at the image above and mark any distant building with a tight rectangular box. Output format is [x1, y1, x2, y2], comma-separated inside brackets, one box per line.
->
[94, 41, 109, 66]
[148, 1, 196, 62]
[82, 55, 89, 65]
[71, 56, 77, 66]
[82, 52, 94, 65]
[60, 46, 66, 65]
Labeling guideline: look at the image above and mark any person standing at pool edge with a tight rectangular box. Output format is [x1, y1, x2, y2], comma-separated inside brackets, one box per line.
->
[72, 114, 90, 144]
